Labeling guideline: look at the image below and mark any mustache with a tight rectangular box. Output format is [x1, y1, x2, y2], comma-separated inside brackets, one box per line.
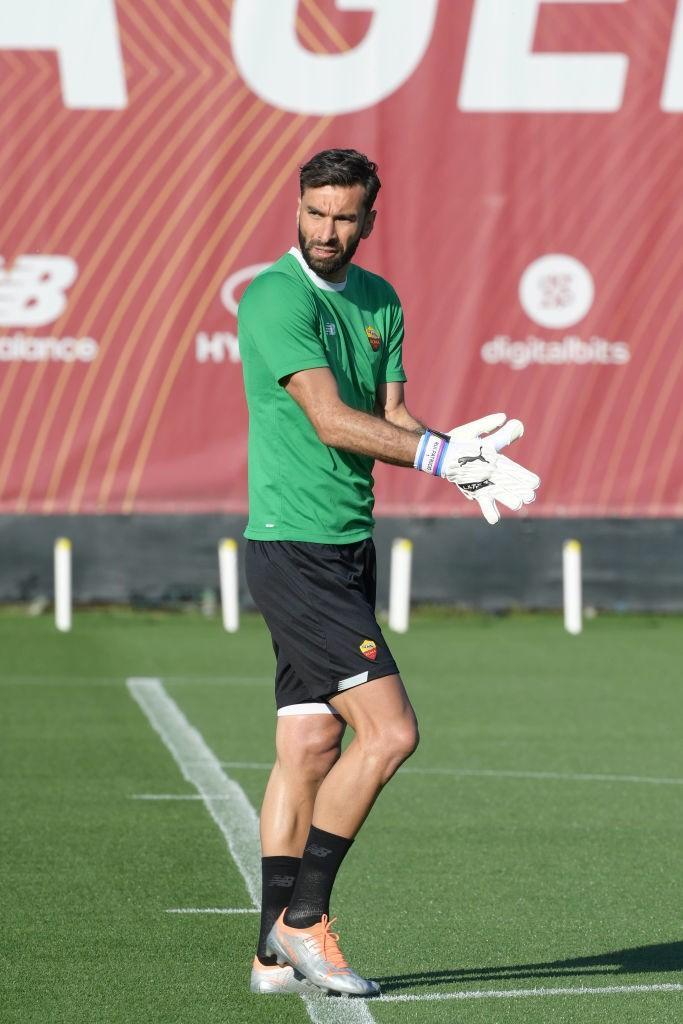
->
[307, 241, 340, 252]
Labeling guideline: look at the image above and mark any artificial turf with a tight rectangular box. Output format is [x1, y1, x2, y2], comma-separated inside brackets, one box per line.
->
[1, 609, 681, 1023]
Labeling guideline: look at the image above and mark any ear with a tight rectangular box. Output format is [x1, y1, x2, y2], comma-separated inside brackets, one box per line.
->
[361, 209, 376, 239]
[296, 196, 302, 227]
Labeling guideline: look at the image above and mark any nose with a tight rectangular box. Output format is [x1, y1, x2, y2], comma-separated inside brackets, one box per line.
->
[316, 217, 336, 244]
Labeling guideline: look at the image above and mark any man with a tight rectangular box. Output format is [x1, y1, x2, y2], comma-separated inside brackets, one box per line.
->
[238, 149, 539, 997]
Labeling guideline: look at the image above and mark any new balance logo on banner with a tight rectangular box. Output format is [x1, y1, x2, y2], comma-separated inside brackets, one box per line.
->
[0, 255, 78, 327]
[0, 255, 99, 363]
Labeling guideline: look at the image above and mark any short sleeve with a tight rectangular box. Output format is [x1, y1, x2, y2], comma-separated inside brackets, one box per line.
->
[381, 292, 407, 383]
[238, 270, 330, 382]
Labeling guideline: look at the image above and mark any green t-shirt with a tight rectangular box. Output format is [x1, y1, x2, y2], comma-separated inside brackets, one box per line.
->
[238, 247, 407, 542]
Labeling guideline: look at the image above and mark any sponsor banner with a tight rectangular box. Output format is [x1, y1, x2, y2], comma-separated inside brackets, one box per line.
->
[1, 1, 682, 515]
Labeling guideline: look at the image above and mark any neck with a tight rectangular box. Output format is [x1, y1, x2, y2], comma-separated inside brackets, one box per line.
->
[289, 248, 348, 292]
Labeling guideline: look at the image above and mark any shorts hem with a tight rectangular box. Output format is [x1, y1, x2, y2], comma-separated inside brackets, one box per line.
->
[277, 702, 343, 717]
[325, 661, 400, 700]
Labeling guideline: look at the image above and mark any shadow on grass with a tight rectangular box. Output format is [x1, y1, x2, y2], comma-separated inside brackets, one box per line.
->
[374, 941, 683, 993]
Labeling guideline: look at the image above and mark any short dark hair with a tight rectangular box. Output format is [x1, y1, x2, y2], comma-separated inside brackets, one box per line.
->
[299, 149, 381, 213]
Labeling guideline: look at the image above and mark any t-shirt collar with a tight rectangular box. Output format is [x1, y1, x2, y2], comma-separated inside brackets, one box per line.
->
[289, 246, 348, 292]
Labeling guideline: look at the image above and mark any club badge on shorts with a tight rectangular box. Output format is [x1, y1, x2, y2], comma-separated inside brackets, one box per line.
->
[359, 639, 377, 661]
[365, 326, 381, 351]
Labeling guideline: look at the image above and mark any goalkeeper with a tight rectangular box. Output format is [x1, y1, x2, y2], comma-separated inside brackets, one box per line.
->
[239, 148, 539, 998]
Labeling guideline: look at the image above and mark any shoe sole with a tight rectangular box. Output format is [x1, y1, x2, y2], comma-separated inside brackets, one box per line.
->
[265, 933, 380, 998]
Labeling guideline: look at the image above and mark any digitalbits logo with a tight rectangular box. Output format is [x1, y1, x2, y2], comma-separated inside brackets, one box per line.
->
[0, 254, 98, 362]
[481, 253, 630, 371]
[519, 254, 594, 330]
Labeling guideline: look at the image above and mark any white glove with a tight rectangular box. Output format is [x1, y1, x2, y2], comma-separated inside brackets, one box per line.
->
[457, 455, 540, 524]
[414, 412, 519, 486]
[448, 416, 540, 525]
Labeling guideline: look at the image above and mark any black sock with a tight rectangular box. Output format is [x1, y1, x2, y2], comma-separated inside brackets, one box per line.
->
[256, 856, 301, 966]
[283, 826, 353, 929]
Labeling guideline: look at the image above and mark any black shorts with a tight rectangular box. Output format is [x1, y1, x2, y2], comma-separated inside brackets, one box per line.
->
[245, 539, 399, 714]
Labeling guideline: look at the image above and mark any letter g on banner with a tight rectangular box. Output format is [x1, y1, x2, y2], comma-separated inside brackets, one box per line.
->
[231, 0, 438, 115]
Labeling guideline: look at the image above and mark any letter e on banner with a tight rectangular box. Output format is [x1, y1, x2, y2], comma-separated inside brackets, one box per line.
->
[459, 0, 628, 112]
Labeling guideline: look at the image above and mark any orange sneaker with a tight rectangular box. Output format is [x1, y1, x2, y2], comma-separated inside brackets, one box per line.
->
[265, 912, 380, 997]
[249, 956, 326, 994]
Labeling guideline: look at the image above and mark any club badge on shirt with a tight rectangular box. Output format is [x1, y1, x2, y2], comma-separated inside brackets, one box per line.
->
[365, 326, 381, 351]
[359, 639, 377, 661]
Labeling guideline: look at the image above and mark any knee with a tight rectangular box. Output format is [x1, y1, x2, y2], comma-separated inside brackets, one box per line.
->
[388, 718, 420, 764]
[363, 716, 419, 778]
[277, 723, 343, 783]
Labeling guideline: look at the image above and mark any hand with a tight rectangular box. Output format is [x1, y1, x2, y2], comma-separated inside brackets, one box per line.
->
[447, 415, 540, 524]
[457, 454, 541, 524]
[442, 412, 523, 485]
[414, 412, 518, 483]
[414, 413, 540, 524]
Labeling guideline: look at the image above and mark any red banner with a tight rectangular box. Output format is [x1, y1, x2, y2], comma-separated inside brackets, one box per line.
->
[1, 0, 682, 516]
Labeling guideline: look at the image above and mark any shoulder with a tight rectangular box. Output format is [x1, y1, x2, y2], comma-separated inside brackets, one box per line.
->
[350, 263, 402, 308]
[239, 258, 319, 337]
[240, 255, 311, 309]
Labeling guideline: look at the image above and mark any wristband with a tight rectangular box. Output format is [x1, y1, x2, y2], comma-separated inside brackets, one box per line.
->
[414, 429, 450, 476]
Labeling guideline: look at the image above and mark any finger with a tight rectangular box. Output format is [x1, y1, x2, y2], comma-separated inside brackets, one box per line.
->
[487, 418, 524, 452]
[447, 412, 507, 440]
[489, 489, 523, 511]
[477, 494, 500, 524]
[493, 455, 541, 489]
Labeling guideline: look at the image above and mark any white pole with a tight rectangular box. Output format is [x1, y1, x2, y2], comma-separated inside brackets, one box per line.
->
[563, 539, 582, 635]
[219, 538, 239, 633]
[389, 538, 413, 633]
[54, 537, 72, 632]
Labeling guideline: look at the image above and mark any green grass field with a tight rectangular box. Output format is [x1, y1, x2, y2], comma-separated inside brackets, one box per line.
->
[2, 609, 682, 1024]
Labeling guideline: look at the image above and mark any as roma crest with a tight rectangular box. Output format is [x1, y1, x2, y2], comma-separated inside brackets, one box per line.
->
[359, 639, 377, 661]
[365, 326, 381, 351]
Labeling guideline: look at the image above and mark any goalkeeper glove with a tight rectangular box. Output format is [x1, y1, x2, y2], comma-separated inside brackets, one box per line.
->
[448, 416, 540, 524]
[414, 413, 540, 524]
[414, 412, 515, 486]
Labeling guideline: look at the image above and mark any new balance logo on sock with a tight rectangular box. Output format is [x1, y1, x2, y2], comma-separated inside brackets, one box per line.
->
[268, 874, 296, 887]
[305, 843, 332, 858]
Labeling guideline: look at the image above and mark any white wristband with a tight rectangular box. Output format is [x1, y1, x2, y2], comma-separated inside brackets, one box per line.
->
[414, 429, 450, 476]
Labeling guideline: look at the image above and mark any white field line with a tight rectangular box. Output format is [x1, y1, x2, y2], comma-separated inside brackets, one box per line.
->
[219, 761, 683, 787]
[132, 793, 228, 800]
[127, 677, 376, 1024]
[0, 675, 271, 687]
[166, 907, 259, 914]
[378, 982, 683, 1003]
[127, 677, 261, 907]
[407, 767, 683, 786]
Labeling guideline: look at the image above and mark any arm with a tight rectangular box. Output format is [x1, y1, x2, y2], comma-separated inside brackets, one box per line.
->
[284, 367, 421, 466]
[374, 381, 426, 434]
[283, 367, 540, 520]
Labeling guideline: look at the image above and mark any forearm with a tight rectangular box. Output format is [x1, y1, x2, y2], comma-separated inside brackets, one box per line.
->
[320, 401, 422, 467]
[382, 403, 426, 434]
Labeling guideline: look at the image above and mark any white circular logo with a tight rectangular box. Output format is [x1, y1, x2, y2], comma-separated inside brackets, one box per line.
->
[519, 254, 594, 329]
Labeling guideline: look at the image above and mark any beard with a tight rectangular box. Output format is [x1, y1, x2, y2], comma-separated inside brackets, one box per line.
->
[298, 225, 362, 279]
